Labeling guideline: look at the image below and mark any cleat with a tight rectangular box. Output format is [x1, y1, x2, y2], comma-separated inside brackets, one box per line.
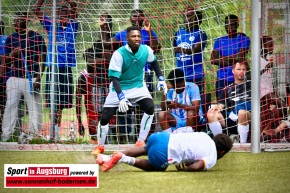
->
[91, 146, 104, 155]
[135, 140, 146, 147]
[102, 152, 123, 172]
[96, 154, 104, 165]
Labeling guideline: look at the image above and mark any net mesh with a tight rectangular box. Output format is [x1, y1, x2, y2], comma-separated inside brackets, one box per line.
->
[0, 0, 289, 151]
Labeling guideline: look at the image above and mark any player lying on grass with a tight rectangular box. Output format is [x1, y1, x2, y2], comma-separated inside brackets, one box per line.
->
[97, 132, 233, 172]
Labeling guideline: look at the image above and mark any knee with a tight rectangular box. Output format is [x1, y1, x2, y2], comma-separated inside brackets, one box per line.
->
[158, 111, 167, 121]
[238, 110, 248, 122]
[143, 103, 154, 115]
[187, 110, 197, 119]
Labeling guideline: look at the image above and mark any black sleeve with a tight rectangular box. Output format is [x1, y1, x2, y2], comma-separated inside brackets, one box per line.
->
[150, 59, 162, 78]
[111, 77, 122, 94]
[217, 87, 227, 106]
[83, 40, 103, 61]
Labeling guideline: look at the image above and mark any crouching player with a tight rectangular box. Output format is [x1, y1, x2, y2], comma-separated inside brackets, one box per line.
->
[159, 69, 204, 133]
[90, 26, 167, 155]
[98, 132, 232, 172]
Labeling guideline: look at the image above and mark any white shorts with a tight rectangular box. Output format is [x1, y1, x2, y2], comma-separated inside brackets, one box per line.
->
[104, 84, 152, 107]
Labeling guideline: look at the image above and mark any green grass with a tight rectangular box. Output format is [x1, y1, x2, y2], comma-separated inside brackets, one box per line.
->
[1, 151, 290, 193]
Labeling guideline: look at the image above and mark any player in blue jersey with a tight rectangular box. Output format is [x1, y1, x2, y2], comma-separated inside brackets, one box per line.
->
[0, 12, 47, 142]
[173, 8, 207, 94]
[91, 26, 167, 154]
[211, 14, 250, 98]
[159, 69, 204, 133]
[0, 20, 8, 133]
[207, 62, 251, 143]
[33, 0, 79, 140]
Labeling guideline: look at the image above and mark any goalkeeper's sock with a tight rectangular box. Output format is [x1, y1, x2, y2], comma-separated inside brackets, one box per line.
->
[97, 122, 109, 146]
[238, 123, 249, 143]
[119, 154, 136, 166]
[208, 121, 223, 136]
[138, 113, 154, 141]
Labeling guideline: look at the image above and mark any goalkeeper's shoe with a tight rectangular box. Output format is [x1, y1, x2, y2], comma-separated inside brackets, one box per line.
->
[96, 154, 111, 166]
[102, 152, 123, 172]
[135, 140, 146, 147]
[90, 146, 104, 155]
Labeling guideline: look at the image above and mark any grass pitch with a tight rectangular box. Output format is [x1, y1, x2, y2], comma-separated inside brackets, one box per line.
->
[1, 151, 290, 193]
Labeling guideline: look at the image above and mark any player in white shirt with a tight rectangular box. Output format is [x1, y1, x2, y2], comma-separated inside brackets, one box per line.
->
[97, 132, 233, 172]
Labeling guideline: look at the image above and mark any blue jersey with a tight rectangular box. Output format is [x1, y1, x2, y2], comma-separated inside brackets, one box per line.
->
[0, 35, 7, 55]
[114, 29, 158, 72]
[0, 35, 10, 82]
[5, 31, 46, 79]
[173, 28, 207, 80]
[213, 33, 250, 81]
[167, 82, 203, 120]
[41, 15, 78, 67]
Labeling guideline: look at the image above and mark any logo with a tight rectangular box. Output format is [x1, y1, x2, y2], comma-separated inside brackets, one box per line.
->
[4, 164, 99, 188]
[189, 36, 195, 41]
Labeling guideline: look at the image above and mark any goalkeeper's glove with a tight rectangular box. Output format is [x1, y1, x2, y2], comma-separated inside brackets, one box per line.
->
[157, 76, 168, 95]
[117, 92, 132, 113]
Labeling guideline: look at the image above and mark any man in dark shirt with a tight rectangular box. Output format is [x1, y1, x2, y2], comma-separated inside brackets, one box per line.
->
[0, 12, 46, 141]
[76, 13, 114, 143]
[207, 61, 251, 143]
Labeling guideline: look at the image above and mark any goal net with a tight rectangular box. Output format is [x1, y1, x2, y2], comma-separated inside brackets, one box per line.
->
[0, 0, 289, 152]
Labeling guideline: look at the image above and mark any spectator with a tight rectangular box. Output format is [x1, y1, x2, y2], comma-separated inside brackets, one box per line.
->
[211, 14, 250, 98]
[33, 0, 78, 140]
[90, 26, 167, 155]
[207, 62, 251, 143]
[263, 119, 290, 142]
[76, 13, 114, 143]
[0, 20, 8, 135]
[260, 36, 287, 132]
[0, 12, 46, 142]
[173, 8, 207, 94]
[159, 69, 204, 133]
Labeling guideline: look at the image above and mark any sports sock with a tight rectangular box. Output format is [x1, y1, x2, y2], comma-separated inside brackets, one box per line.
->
[97, 122, 109, 146]
[100, 154, 111, 162]
[138, 113, 154, 141]
[238, 123, 249, 143]
[119, 154, 136, 165]
[208, 121, 223, 136]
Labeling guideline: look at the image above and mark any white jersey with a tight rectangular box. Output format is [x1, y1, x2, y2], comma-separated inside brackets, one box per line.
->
[260, 57, 273, 98]
[167, 132, 217, 170]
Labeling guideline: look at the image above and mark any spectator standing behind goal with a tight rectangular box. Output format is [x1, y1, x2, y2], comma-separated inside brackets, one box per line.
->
[90, 26, 167, 155]
[173, 8, 207, 94]
[0, 20, 8, 135]
[76, 13, 114, 144]
[211, 14, 250, 98]
[159, 69, 204, 133]
[260, 36, 287, 133]
[33, 0, 79, 140]
[207, 62, 251, 143]
[0, 12, 46, 142]
[97, 132, 232, 172]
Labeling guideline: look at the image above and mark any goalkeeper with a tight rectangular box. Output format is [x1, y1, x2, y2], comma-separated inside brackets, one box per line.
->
[98, 132, 233, 172]
[91, 26, 167, 154]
